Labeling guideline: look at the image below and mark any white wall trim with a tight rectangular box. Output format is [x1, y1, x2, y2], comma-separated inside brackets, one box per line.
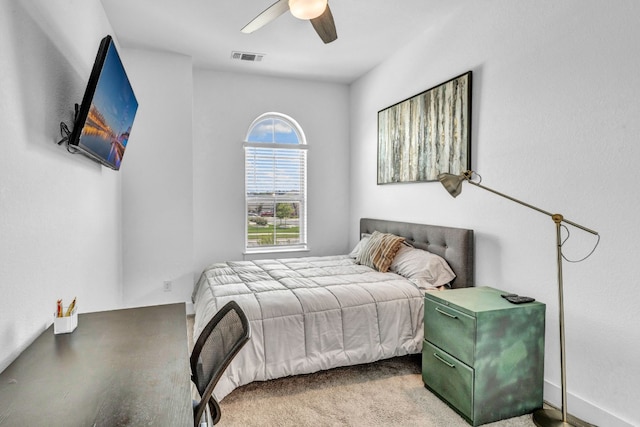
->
[543, 380, 634, 427]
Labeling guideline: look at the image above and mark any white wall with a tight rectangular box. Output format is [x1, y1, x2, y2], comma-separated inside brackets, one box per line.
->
[192, 70, 350, 272]
[0, 0, 123, 372]
[349, 1, 639, 426]
[119, 49, 194, 308]
[115, 66, 350, 312]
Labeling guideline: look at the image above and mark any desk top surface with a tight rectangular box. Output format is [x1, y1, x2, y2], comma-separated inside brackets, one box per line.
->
[0, 303, 193, 426]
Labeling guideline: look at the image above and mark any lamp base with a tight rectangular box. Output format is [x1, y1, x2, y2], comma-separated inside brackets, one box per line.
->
[533, 408, 572, 427]
[532, 408, 595, 427]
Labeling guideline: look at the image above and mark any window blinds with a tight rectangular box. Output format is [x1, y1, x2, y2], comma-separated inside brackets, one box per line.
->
[245, 143, 307, 249]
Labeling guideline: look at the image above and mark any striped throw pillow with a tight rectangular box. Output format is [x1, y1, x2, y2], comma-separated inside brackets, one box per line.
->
[356, 231, 405, 273]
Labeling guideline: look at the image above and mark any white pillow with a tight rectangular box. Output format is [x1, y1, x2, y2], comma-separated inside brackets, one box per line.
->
[348, 235, 371, 258]
[390, 244, 456, 289]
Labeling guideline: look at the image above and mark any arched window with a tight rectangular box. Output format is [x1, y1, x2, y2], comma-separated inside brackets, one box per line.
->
[245, 113, 307, 252]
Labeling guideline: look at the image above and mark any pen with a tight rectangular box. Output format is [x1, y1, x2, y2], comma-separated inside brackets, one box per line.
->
[65, 297, 76, 317]
[56, 299, 63, 318]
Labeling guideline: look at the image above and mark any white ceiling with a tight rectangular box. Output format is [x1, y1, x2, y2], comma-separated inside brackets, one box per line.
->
[100, 0, 467, 84]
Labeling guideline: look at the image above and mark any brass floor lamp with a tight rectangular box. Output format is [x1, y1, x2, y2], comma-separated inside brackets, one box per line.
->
[438, 170, 599, 427]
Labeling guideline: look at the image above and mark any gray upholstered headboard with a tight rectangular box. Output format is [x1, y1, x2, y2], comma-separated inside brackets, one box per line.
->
[360, 218, 474, 289]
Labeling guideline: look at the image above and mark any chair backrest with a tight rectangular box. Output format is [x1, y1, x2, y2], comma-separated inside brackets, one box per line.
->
[191, 301, 251, 426]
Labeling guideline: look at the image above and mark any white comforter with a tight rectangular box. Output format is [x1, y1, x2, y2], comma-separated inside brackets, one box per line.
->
[192, 255, 424, 401]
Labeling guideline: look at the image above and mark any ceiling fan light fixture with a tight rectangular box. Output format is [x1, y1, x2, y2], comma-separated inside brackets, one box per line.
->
[289, 0, 327, 20]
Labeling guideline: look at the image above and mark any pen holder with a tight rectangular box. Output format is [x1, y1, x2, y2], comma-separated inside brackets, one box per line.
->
[54, 306, 78, 334]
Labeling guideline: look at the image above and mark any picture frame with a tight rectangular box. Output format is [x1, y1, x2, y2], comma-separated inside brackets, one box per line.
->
[377, 71, 472, 184]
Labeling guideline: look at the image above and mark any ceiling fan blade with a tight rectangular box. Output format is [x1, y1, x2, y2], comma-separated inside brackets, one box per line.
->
[241, 0, 290, 34]
[310, 4, 337, 44]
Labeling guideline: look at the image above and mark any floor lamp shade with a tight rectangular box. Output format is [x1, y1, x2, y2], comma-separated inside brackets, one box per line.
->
[438, 172, 466, 197]
[437, 170, 599, 427]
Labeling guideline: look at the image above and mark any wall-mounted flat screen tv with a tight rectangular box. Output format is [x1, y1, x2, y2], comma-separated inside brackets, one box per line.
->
[69, 35, 138, 170]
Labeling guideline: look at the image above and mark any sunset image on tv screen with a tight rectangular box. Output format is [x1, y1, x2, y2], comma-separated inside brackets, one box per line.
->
[78, 41, 138, 170]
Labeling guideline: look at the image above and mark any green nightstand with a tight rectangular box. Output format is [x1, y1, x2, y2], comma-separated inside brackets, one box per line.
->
[422, 286, 545, 426]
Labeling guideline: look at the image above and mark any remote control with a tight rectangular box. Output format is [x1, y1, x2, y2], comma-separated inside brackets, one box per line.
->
[500, 293, 518, 299]
[504, 295, 535, 304]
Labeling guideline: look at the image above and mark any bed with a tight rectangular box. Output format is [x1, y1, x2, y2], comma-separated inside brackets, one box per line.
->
[191, 218, 474, 401]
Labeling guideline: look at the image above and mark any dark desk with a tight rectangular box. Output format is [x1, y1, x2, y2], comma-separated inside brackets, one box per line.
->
[0, 303, 193, 426]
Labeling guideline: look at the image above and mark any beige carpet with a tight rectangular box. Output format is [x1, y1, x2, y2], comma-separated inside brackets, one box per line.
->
[218, 354, 536, 427]
[188, 315, 536, 427]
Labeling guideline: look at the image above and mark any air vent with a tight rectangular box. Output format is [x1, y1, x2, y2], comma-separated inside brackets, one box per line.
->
[231, 51, 265, 62]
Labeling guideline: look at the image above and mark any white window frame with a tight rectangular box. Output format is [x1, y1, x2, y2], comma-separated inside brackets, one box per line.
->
[244, 112, 308, 254]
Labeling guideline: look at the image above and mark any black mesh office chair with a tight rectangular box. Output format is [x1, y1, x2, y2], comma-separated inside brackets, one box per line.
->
[191, 301, 251, 426]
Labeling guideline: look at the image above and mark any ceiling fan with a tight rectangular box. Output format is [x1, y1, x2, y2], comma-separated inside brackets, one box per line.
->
[241, 0, 338, 44]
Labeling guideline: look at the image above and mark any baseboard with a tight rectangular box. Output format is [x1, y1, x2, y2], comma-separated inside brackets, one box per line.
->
[543, 381, 634, 427]
[185, 301, 195, 315]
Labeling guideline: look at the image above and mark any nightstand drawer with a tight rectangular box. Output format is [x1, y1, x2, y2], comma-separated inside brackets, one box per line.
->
[422, 340, 473, 420]
[424, 298, 475, 366]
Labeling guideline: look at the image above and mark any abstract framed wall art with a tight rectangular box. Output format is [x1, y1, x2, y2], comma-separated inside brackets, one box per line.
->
[377, 71, 472, 184]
